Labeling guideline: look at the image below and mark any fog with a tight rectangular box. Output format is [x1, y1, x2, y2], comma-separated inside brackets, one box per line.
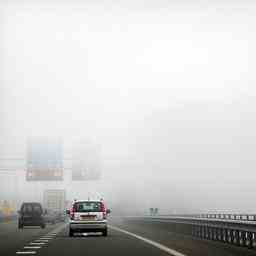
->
[1, 0, 256, 215]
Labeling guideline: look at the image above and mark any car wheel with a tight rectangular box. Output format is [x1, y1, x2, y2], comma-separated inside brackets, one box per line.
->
[69, 229, 74, 237]
[102, 228, 108, 237]
[18, 222, 23, 229]
[41, 223, 46, 229]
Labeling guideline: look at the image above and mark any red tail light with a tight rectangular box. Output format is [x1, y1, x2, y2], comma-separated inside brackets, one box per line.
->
[70, 204, 76, 220]
[100, 202, 107, 219]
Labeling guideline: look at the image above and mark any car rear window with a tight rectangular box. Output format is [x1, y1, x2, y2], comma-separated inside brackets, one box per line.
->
[22, 204, 42, 214]
[74, 201, 102, 212]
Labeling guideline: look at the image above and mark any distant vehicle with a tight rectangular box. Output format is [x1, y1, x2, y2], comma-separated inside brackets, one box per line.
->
[55, 210, 66, 222]
[43, 189, 66, 215]
[18, 202, 45, 229]
[67, 199, 110, 237]
[43, 208, 59, 225]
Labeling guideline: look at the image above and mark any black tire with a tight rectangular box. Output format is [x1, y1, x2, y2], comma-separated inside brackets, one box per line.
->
[102, 228, 108, 237]
[69, 229, 74, 237]
[18, 222, 23, 229]
[41, 223, 46, 229]
[51, 220, 55, 225]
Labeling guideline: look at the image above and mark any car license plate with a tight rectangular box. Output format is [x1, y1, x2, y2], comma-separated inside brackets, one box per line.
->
[81, 215, 95, 220]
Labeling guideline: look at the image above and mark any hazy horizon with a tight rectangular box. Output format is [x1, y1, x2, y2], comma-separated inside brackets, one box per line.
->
[1, 0, 256, 215]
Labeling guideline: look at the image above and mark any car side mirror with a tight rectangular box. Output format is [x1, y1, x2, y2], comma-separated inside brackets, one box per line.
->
[106, 209, 111, 214]
[66, 210, 70, 215]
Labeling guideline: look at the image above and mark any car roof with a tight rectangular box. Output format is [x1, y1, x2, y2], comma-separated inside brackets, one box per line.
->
[22, 202, 42, 205]
[74, 199, 102, 203]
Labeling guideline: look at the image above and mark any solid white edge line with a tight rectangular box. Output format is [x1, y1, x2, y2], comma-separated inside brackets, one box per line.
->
[30, 243, 45, 245]
[109, 225, 188, 256]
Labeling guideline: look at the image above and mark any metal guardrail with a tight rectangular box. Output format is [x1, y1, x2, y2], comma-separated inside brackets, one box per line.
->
[162, 213, 256, 221]
[127, 214, 256, 249]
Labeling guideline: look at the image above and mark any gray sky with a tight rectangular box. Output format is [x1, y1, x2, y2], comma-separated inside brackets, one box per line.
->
[1, 0, 256, 213]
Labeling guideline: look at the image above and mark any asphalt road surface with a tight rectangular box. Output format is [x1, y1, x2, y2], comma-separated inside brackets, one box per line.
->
[1, 218, 256, 256]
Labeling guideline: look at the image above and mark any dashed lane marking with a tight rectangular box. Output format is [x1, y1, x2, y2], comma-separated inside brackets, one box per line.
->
[24, 247, 41, 249]
[16, 223, 67, 255]
[109, 225, 188, 256]
[16, 252, 36, 254]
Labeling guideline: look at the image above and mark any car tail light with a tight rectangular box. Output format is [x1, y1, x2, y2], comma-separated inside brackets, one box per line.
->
[70, 204, 76, 220]
[100, 202, 107, 219]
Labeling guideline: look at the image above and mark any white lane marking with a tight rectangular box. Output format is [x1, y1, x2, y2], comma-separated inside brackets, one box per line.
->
[16, 252, 36, 254]
[109, 225, 188, 256]
[16, 223, 67, 255]
[24, 247, 41, 249]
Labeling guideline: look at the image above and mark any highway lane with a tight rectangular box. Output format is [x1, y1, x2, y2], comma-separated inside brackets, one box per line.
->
[115, 218, 256, 256]
[35, 225, 170, 256]
[2, 218, 256, 256]
[0, 220, 66, 256]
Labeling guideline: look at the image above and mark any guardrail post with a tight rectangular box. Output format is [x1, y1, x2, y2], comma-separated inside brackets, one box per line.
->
[202, 225, 206, 239]
[219, 228, 224, 242]
[217, 227, 221, 241]
[248, 231, 253, 249]
[192, 225, 195, 236]
[200, 225, 204, 238]
[208, 226, 212, 240]
[233, 230, 239, 245]
[196, 225, 199, 237]
[215, 227, 218, 240]
[224, 228, 228, 243]
[241, 231, 246, 247]
[237, 230, 241, 245]
[197, 225, 200, 237]
[230, 229, 234, 244]
[214, 227, 218, 241]
[227, 229, 231, 243]
[199, 225, 202, 238]
[212, 227, 215, 240]
[205, 226, 209, 239]
[217, 227, 220, 240]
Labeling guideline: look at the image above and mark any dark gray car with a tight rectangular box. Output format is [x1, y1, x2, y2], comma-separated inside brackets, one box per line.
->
[18, 202, 45, 229]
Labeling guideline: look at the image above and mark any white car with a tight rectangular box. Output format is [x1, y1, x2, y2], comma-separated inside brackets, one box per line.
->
[67, 199, 110, 237]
